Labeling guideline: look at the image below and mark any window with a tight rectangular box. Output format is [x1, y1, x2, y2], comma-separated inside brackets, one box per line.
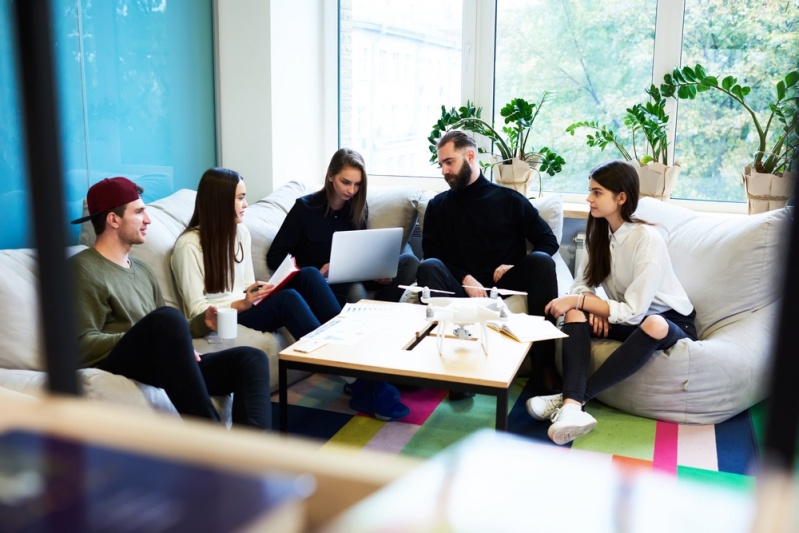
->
[673, 0, 799, 202]
[494, 0, 656, 195]
[339, 0, 463, 177]
[339, 0, 796, 203]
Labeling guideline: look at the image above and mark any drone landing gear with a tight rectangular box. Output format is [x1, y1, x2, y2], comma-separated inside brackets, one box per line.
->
[436, 321, 489, 356]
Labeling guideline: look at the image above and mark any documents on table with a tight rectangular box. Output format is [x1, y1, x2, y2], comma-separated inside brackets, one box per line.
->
[302, 303, 423, 346]
[487, 314, 568, 343]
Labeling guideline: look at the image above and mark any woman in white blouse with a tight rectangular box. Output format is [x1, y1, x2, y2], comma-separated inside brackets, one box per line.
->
[527, 160, 697, 445]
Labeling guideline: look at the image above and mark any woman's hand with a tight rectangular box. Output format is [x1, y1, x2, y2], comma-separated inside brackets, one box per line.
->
[243, 282, 275, 307]
[589, 313, 611, 338]
[544, 295, 580, 318]
[204, 305, 218, 331]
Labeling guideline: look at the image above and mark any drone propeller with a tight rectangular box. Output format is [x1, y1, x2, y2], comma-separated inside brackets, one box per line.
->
[462, 285, 528, 297]
[399, 285, 455, 295]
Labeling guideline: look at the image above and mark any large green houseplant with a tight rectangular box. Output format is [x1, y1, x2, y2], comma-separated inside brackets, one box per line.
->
[428, 93, 565, 197]
[566, 85, 681, 200]
[658, 63, 798, 213]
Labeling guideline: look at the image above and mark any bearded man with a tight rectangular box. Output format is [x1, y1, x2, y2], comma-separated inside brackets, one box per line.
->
[417, 130, 560, 398]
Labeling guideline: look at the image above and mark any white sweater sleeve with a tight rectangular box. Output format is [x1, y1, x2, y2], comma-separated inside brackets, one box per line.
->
[171, 231, 212, 318]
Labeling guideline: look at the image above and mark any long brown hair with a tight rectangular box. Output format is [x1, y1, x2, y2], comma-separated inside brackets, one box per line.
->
[184, 167, 244, 294]
[322, 148, 368, 228]
[584, 160, 640, 287]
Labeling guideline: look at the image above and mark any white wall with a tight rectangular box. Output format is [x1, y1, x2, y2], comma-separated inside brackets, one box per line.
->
[215, 0, 336, 201]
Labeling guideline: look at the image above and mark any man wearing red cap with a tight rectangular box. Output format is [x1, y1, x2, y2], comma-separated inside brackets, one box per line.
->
[70, 177, 272, 430]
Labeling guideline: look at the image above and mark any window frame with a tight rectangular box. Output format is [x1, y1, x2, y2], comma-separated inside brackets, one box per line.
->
[333, 0, 750, 214]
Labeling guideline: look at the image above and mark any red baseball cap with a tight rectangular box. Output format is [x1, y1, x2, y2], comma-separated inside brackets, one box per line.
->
[71, 177, 141, 224]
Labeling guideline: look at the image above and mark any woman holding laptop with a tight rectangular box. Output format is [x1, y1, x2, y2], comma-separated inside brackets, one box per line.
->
[171, 167, 341, 346]
[268, 148, 416, 421]
[267, 148, 419, 306]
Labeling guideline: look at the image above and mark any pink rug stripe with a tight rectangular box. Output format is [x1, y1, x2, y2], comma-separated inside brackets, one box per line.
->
[678, 424, 719, 471]
[652, 420, 679, 474]
[397, 388, 449, 425]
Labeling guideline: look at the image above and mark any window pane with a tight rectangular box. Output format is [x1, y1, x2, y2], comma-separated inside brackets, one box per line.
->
[340, 0, 462, 177]
[674, 0, 799, 202]
[495, 0, 656, 194]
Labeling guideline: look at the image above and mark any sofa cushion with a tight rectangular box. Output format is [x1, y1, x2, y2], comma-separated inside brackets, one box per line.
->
[366, 187, 422, 248]
[634, 198, 790, 336]
[0, 249, 43, 370]
[244, 180, 308, 281]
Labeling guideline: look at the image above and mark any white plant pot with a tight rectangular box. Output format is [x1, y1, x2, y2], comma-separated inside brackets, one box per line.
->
[742, 165, 795, 215]
[492, 156, 541, 196]
[636, 161, 681, 201]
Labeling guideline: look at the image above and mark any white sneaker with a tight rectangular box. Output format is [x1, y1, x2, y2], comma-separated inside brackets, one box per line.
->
[526, 393, 563, 421]
[547, 404, 597, 445]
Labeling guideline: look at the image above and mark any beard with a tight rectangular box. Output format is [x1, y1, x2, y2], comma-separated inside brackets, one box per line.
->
[444, 157, 473, 192]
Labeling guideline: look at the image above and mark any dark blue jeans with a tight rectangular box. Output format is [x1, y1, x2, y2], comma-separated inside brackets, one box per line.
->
[561, 309, 698, 403]
[97, 307, 271, 430]
[238, 267, 341, 338]
[416, 252, 559, 373]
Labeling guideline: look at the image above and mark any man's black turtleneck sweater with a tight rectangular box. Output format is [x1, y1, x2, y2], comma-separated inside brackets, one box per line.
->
[421, 174, 558, 287]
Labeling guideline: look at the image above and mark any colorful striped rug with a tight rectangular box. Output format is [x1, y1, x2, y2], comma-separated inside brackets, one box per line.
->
[273, 374, 764, 492]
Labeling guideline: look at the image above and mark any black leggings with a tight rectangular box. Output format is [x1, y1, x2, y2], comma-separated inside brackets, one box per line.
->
[97, 307, 271, 430]
[561, 309, 697, 404]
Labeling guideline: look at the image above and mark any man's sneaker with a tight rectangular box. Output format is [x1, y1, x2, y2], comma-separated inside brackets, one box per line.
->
[349, 380, 410, 421]
[526, 393, 563, 421]
[547, 404, 597, 445]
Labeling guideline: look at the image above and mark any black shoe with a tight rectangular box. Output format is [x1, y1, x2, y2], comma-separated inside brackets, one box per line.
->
[448, 390, 475, 401]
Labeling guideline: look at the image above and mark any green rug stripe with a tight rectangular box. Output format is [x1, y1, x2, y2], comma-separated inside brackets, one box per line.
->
[677, 465, 756, 493]
[571, 402, 657, 460]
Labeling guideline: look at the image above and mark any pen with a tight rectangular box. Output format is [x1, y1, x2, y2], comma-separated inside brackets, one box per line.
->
[244, 284, 264, 294]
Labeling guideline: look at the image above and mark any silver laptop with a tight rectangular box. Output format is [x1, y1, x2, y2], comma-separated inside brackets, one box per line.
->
[327, 228, 403, 284]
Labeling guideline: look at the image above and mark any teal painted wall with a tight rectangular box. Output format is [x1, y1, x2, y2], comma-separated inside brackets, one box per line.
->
[0, 0, 216, 249]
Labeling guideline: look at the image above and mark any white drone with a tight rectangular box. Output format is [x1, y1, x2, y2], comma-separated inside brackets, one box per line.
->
[399, 284, 528, 355]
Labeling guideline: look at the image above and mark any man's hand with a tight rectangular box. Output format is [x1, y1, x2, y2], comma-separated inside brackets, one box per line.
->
[462, 275, 487, 298]
[493, 264, 513, 283]
[589, 313, 611, 338]
[374, 278, 392, 285]
[319, 263, 330, 277]
[204, 305, 218, 331]
[194, 350, 202, 362]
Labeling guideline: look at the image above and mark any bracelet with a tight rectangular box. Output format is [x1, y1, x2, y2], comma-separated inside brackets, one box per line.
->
[576, 293, 584, 310]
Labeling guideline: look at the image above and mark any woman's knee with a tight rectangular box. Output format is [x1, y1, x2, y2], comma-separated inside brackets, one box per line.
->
[564, 309, 587, 324]
[641, 315, 669, 339]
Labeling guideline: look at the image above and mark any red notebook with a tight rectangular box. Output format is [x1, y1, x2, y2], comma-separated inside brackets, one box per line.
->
[253, 254, 299, 305]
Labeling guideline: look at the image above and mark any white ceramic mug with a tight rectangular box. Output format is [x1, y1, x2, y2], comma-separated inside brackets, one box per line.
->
[217, 307, 238, 340]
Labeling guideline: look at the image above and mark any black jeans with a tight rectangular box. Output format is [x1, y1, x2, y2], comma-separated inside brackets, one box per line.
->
[97, 307, 271, 430]
[238, 266, 341, 338]
[561, 309, 697, 404]
[416, 252, 559, 372]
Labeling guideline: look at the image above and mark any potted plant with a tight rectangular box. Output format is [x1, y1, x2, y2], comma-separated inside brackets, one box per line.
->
[428, 93, 565, 197]
[566, 85, 681, 200]
[658, 63, 798, 213]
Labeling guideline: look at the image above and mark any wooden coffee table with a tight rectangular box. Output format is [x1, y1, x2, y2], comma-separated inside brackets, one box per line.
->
[278, 300, 532, 432]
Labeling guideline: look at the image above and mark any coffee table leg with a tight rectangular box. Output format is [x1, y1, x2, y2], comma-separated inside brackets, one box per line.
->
[279, 361, 288, 433]
[496, 390, 508, 431]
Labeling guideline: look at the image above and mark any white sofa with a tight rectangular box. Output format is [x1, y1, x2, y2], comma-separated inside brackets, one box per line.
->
[566, 198, 792, 425]
[0, 181, 570, 416]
